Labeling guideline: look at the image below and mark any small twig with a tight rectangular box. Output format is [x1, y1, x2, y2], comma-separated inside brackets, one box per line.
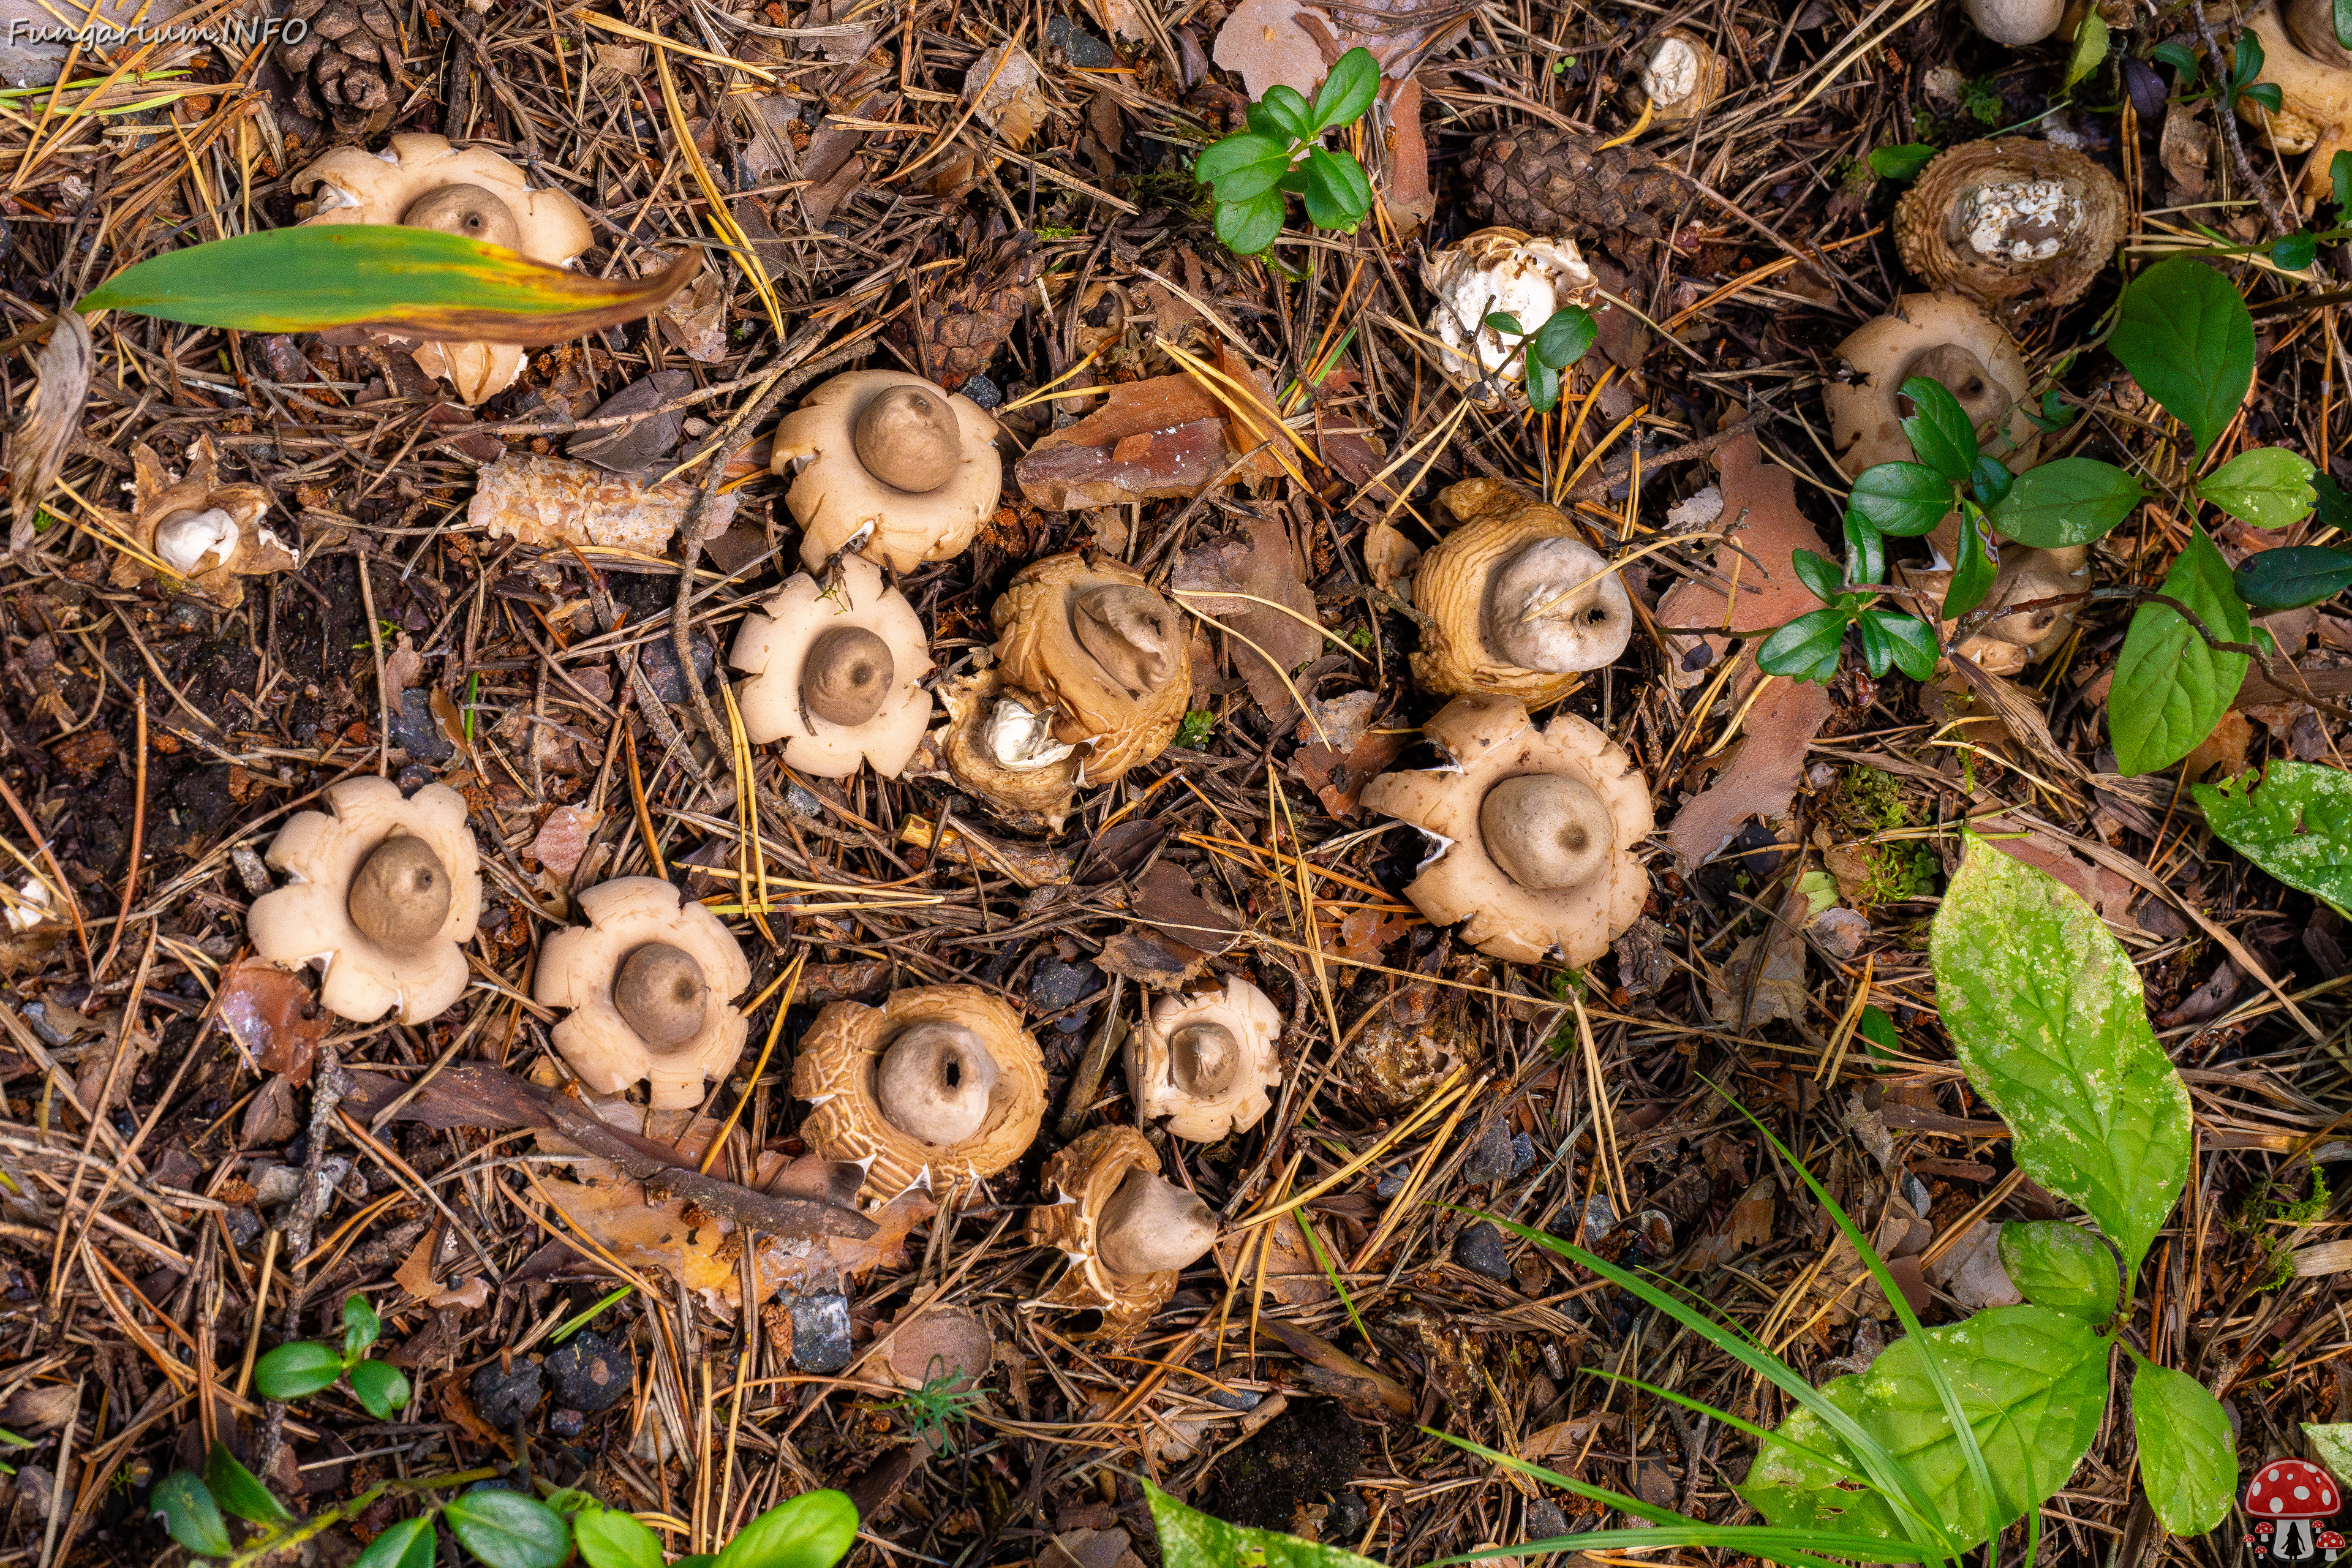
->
[2191, 1, 2304, 247]
[1559, 406, 1778, 505]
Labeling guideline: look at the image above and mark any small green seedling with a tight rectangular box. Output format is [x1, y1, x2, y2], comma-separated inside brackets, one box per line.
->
[1476, 304, 1596, 414]
[886, 1365, 989, 1457]
[1193, 47, 1379, 257]
[252, 1294, 412, 1420]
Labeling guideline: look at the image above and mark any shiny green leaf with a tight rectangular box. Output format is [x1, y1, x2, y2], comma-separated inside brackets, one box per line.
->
[1863, 609, 1939, 681]
[1531, 306, 1596, 371]
[206, 1441, 295, 1526]
[2110, 529, 2250, 775]
[443, 1490, 571, 1568]
[1929, 837, 2193, 1273]
[352, 1517, 439, 1568]
[576, 1507, 668, 1568]
[80, 226, 701, 347]
[2112, 257, 2255, 462]
[1299, 147, 1371, 232]
[154, 1472, 233, 1558]
[1258, 85, 1313, 140]
[1944, 505, 1997, 621]
[1845, 511, 1886, 587]
[2064, 15, 2109, 91]
[717, 1490, 859, 1568]
[1848, 461, 1956, 537]
[2234, 545, 2352, 609]
[2274, 233, 2320, 271]
[1195, 132, 1292, 201]
[342, 1294, 381, 1362]
[1900, 375, 1978, 483]
[1757, 608, 1847, 684]
[1988, 457, 2144, 547]
[2199, 445, 2315, 528]
[1311, 48, 1379, 130]
[1147, 1478, 1385, 1567]
[1214, 190, 1286, 256]
[1996, 1221, 2119, 1321]
[348, 1359, 411, 1420]
[2133, 1361, 2235, 1536]
[1792, 548, 1844, 604]
[253, 1341, 344, 1403]
[1866, 143, 1937, 181]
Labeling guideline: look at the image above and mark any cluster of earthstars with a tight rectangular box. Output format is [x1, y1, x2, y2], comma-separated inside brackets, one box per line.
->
[212, 129, 1676, 1333]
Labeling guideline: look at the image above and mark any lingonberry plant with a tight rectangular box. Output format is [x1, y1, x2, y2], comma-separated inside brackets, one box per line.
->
[252, 1294, 412, 1420]
[1193, 47, 1379, 257]
[1760, 254, 2327, 780]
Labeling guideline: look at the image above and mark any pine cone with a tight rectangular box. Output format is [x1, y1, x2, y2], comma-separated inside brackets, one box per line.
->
[277, 0, 402, 140]
[1461, 127, 1686, 263]
[894, 215, 1041, 387]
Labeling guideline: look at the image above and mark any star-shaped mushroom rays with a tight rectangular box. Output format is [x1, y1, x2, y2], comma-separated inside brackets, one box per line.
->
[1126, 978, 1283, 1142]
[791, 986, 1046, 1208]
[731, 554, 935, 779]
[536, 877, 753, 1110]
[1026, 1126, 1216, 1338]
[771, 371, 1003, 572]
[1360, 695, 1653, 966]
[247, 777, 481, 1025]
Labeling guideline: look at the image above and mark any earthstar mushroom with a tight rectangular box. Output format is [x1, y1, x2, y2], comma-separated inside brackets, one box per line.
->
[247, 777, 483, 1024]
[1962, 0, 2064, 44]
[1640, 28, 1723, 123]
[793, 986, 1046, 1204]
[1823, 293, 2041, 477]
[293, 134, 594, 403]
[537, 876, 752, 1109]
[1893, 138, 2127, 314]
[1028, 1126, 1216, 1335]
[771, 371, 1003, 571]
[115, 437, 296, 607]
[990, 552, 1191, 785]
[936, 663, 1083, 834]
[1127, 978, 1283, 1142]
[1422, 228, 1598, 392]
[1410, 479, 1632, 703]
[2234, 0, 2352, 210]
[1360, 695, 1653, 965]
[731, 554, 935, 779]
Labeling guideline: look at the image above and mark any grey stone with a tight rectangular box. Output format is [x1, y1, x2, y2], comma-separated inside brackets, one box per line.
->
[1523, 1498, 1567, 1544]
[393, 688, 453, 762]
[1044, 16, 1117, 67]
[224, 1206, 262, 1248]
[548, 1407, 585, 1439]
[546, 1330, 635, 1413]
[470, 1360, 544, 1428]
[1580, 1193, 1618, 1243]
[1463, 1125, 1536, 1185]
[1029, 956, 1098, 1014]
[1453, 1221, 1512, 1282]
[786, 1292, 854, 1374]
[959, 372, 1004, 410]
[1373, 1162, 1410, 1200]
[1327, 1490, 1370, 1538]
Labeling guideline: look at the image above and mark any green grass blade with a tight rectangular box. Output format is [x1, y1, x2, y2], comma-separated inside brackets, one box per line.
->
[1476, 1212, 1959, 1562]
[1583, 1371, 1874, 1491]
[79, 225, 700, 345]
[1427, 1434, 1934, 1567]
[1719, 1091, 2010, 1542]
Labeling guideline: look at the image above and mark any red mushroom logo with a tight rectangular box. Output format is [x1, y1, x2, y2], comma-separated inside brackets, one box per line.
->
[2247, 1460, 2342, 1563]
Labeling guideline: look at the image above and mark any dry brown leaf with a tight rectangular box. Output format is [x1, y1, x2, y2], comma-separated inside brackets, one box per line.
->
[1172, 515, 1323, 720]
[1215, 1210, 1330, 1305]
[1017, 349, 1283, 510]
[1665, 672, 1835, 867]
[1657, 432, 1832, 646]
[219, 958, 328, 1087]
[1521, 1412, 1617, 1462]
[1708, 888, 1810, 1027]
[531, 807, 598, 879]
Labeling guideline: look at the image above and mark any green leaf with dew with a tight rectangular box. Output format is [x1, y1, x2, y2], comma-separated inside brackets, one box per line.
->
[2199, 446, 2316, 529]
[1929, 837, 2193, 1273]
[1988, 457, 2143, 548]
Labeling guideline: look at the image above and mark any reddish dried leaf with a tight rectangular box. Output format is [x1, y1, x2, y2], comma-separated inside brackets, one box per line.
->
[219, 958, 328, 1087]
[531, 807, 596, 878]
[1657, 432, 1832, 638]
[1665, 676, 1835, 867]
[1172, 515, 1322, 720]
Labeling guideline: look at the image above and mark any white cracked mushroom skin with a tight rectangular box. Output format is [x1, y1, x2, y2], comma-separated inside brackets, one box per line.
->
[771, 370, 1003, 572]
[113, 437, 296, 609]
[535, 876, 753, 1109]
[1640, 28, 1722, 123]
[1126, 978, 1283, 1142]
[1893, 139, 2126, 315]
[731, 554, 935, 778]
[247, 777, 482, 1024]
[1027, 1125, 1214, 1336]
[2236, 0, 2352, 211]
[1422, 228, 1597, 390]
[1410, 478, 1632, 703]
[293, 134, 594, 404]
[792, 986, 1046, 1205]
[1360, 695, 1653, 965]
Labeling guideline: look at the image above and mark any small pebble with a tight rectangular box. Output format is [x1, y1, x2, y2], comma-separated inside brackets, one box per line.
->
[1327, 1490, 1370, 1538]
[1904, 1173, 1932, 1218]
[1579, 1193, 1618, 1243]
[392, 688, 453, 763]
[786, 1292, 854, 1374]
[548, 1408, 586, 1439]
[1373, 1162, 1411, 1200]
[470, 1360, 544, 1428]
[1028, 956, 1098, 1014]
[1523, 1498, 1567, 1544]
[546, 1330, 635, 1414]
[223, 1206, 262, 1248]
[19, 1003, 69, 1049]
[1462, 1125, 1537, 1185]
[1453, 1221, 1513, 1282]
[958, 372, 1004, 410]
[1043, 15, 1117, 67]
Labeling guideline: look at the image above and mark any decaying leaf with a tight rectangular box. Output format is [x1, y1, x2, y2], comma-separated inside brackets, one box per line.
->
[1707, 888, 1809, 1027]
[1520, 1412, 1618, 1463]
[218, 957, 330, 1086]
[7, 312, 92, 561]
[1172, 516, 1324, 720]
[1016, 349, 1283, 510]
[1657, 432, 1831, 661]
[1215, 1210, 1331, 1306]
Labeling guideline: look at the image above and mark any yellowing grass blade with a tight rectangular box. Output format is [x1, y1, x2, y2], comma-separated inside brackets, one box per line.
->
[79, 225, 701, 346]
